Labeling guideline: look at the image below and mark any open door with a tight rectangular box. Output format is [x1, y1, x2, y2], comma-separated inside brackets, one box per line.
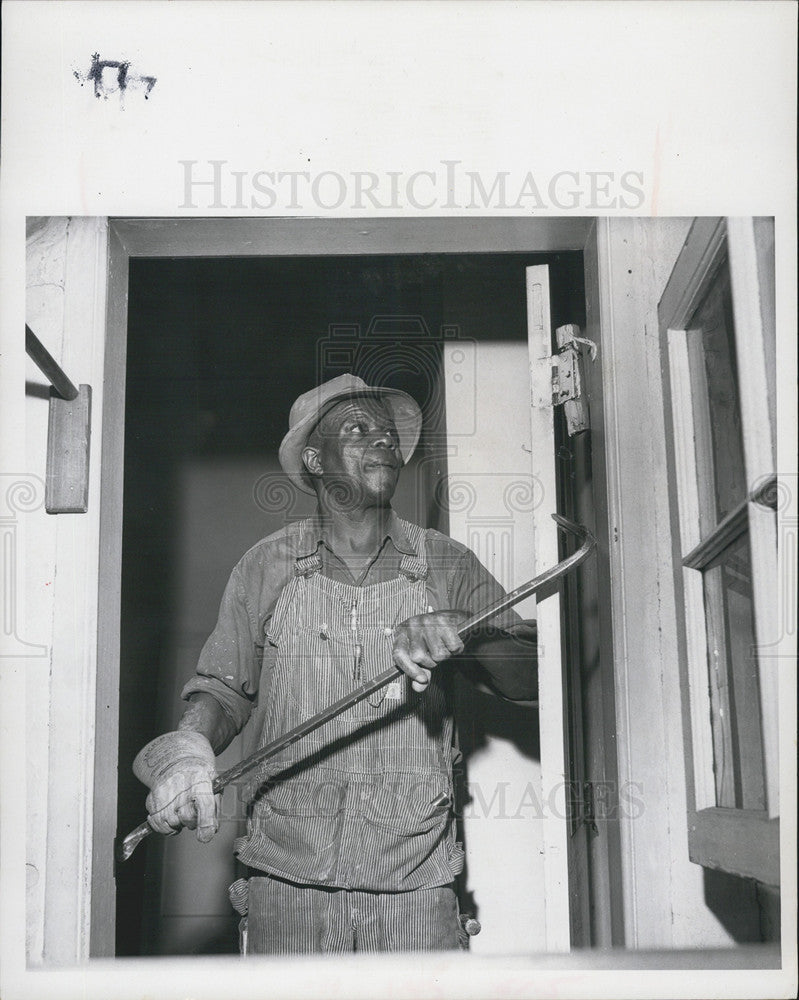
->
[526, 265, 571, 951]
[526, 252, 625, 951]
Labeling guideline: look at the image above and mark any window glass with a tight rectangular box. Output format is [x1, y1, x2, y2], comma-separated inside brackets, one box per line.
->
[688, 260, 748, 523]
[701, 530, 765, 810]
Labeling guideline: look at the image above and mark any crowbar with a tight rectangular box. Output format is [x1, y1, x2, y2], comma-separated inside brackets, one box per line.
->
[119, 513, 595, 862]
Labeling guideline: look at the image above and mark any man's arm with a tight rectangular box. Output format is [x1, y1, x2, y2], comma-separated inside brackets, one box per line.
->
[132, 694, 242, 842]
[391, 614, 537, 701]
[178, 691, 240, 754]
[134, 560, 260, 842]
[461, 622, 538, 702]
[448, 541, 538, 700]
[391, 538, 538, 701]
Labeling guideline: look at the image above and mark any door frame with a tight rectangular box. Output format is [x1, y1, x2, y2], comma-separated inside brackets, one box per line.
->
[526, 263, 570, 951]
[93, 215, 597, 956]
[563, 222, 626, 947]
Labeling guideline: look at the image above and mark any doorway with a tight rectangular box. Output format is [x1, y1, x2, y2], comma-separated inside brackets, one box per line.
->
[114, 249, 587, 955]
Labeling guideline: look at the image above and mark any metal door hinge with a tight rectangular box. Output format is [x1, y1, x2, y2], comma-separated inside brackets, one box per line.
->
[532, 324, 597, 436]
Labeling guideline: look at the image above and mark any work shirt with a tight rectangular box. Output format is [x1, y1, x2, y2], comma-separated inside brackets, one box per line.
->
[181, 509, 523, 891]
[182, 509, 521, 735]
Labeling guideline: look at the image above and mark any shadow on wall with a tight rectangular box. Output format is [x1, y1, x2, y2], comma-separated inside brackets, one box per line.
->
[452, 676, 541, 930]
[703, 868, 780, 943]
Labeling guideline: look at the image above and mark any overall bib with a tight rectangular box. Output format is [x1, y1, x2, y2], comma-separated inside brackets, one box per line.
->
[233, 520, 463, 894]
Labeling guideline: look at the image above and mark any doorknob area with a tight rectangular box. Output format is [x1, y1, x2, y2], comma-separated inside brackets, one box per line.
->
[532, 323, 598, 437]
[553, 324, 597, 436]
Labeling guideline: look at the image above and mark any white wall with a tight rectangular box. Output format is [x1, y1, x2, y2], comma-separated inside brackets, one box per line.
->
[444, 341, 543, 954]
[22, 217, 109, 964]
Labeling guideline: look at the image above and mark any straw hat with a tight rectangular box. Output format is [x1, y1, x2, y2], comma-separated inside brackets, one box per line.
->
[278, 373, 422, 494]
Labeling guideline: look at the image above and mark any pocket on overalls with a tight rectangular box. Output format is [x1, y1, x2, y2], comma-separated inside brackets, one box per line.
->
[363, 773, 451, 836]
[357, 774, 454, 889]
[260, 778, 346, 883]
[282, 624, 337, 721]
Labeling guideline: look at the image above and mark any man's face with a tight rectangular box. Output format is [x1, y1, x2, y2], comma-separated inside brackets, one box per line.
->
[303, 397, 402, 509]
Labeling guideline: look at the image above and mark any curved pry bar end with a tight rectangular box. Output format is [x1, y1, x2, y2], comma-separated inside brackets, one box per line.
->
[117, 820, 152, 862]
[551, 512, 581, 535]
[551, 513, 595, 548]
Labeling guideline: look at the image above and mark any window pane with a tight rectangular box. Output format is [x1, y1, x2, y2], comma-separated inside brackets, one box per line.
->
[688, 258, 748, 524]
[702, 529, 765, 810]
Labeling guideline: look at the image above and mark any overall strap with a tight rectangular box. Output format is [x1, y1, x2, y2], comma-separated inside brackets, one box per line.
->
[397, 519, 428, 582]
[293, 518, 323, 577]
[295, 551, 322, 576]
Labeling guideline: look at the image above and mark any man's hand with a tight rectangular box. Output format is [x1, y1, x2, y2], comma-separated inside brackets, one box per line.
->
[392, 610, 466, 692]
[132, 730, 220, 843]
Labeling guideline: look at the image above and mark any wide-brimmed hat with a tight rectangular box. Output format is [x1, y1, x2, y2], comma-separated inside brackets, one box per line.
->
[278, 373, 423, 493]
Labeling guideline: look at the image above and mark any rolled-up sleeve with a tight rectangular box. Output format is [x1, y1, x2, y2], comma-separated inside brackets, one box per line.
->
[181, 565, 260, 733]
[445, 543, 537, 701]
[447, 546, 524, 632]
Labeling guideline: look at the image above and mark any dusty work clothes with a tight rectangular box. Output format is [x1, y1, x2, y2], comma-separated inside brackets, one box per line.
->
[234, 876, 462, 954]
[235, 518, 461, 890]
[181, 512, 522, 943]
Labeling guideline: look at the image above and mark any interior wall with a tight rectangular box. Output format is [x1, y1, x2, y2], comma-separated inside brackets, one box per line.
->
[444, 341, 543, 953]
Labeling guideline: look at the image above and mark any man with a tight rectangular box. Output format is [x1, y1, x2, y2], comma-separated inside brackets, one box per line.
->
[134, 373, 537, 954]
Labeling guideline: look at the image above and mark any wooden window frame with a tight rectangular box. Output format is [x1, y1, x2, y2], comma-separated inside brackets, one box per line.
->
[659, 217, 779, 885]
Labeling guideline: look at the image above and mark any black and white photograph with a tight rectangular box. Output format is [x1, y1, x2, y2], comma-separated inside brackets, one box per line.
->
[1, 4, 796, 1000]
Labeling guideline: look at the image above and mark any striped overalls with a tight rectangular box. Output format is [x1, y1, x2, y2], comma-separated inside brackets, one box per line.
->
[231, 519, 464, 952]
